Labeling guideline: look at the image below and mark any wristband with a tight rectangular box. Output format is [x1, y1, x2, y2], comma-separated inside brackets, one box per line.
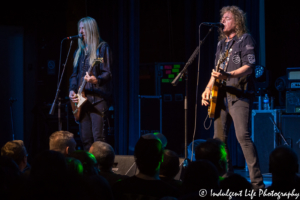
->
[206, 87, 211, 90]
[227, 72, 231, 81]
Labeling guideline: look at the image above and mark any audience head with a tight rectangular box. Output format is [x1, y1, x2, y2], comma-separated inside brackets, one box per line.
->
[70, 150, 99, 176]
[159, 149, 179, 179]
[1, 140, 27, 172]
[269, 145, 298, 176]
[153, 132, 167, 148]
[220, 173, 252, 192]
[182, 159, 219, 193]
[65, 157, 84, 176]
[49, 131, 76, 156]
[134, 134, 164, 177]
[195, 138, 227, 176]
[89, 141, 115, 171]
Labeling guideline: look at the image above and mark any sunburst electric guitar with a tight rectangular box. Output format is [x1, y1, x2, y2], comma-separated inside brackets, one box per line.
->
[208, 50, 229, 118]
[71, 58, 101, 121]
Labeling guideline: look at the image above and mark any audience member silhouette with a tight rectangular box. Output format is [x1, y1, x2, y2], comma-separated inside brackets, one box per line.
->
[112, 134, 179, 200]
[180, 159, 219, 200]
[25, 150, 79, 199]
[153, 132, 168, 148]
[159, 149, 182, 189]
[195, 138, 227, 177]
[1, 140, 28, 172]
[220, 173, 252, 200]
[49, 130, 77, 156]
[268, 146, 300, 192]
[0, 156, 23, 199]
[69, 150, 114, 200]
[65, 157, 84, 176]
[69, 150, 99, 176]
[89, 141, 128, 186]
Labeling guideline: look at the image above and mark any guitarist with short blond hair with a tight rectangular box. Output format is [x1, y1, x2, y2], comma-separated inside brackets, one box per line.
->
[69, 17, 112, 151]
[201, 6, 264, 190]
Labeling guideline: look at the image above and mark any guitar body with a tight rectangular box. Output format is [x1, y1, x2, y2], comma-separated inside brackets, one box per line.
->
[70, 90, 87, 121]
[207, 50, 229, 119]
[208, 79, 220, 118]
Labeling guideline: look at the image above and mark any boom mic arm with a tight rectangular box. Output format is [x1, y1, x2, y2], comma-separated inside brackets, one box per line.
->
[172, 46, 200, 86]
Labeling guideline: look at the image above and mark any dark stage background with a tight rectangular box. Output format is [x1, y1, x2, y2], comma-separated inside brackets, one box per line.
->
[0, 0, 299, 167]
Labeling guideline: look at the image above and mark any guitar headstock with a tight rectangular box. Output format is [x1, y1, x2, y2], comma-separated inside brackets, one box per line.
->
[220, 50, 229, 63]
[216, 50, 229, 68]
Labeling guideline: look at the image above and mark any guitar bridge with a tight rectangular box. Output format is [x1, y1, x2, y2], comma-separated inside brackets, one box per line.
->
[73, 109, 78, 114]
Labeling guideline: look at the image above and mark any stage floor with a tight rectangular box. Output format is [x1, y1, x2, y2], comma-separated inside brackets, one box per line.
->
[234, 168, 272, 188]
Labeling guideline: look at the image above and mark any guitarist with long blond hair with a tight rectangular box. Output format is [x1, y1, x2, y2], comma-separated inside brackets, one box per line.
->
[201, 6, 264, 190]
[69, 17, 112, 151]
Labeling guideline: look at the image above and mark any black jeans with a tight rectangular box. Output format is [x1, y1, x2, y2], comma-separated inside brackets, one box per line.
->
[214, 95, 264, 188]
[79, 100, 108, 151]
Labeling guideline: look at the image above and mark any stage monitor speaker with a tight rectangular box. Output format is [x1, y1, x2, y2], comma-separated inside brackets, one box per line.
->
[174, 157, 185, 180]
[251, 109, 281, 174]
[113, 155, 185, 179]
[281, 114, 300, 172]
[113, 155, 137, 176]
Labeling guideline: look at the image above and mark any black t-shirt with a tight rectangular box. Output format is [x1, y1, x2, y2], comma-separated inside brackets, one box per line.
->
[214, 33, 256, 102]
[112, 176, 180, 200]
[99, 170, 129, 187]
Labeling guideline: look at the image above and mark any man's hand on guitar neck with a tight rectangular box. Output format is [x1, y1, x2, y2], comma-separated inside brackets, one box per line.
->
[69, 91, 78, 103]
[84, 72, 98, 84]
[211, 69, 230, 80]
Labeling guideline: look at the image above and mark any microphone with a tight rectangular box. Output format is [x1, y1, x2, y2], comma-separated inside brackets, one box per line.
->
[203, 22, 224, 29]
[9, 97, 17, 102]
[66, 34, 83, 40]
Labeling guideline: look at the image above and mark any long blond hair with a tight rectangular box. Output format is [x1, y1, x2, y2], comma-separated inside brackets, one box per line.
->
[73, 17, 101, 67]
[218, 6, 248, 41]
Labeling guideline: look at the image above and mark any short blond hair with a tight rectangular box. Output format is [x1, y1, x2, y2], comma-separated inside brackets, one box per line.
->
[49, 131, 75, 153]
[1, 140, 27, 165]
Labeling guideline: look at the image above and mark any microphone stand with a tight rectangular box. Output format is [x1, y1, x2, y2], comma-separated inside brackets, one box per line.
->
[49, 40, 73, 131]
[9, 97, 17, 140]
[269, 117, 289, 146]
[172, 24, 214, 161]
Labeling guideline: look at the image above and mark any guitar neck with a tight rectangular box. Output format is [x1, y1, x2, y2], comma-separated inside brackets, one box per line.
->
[78, 61, 97, 95]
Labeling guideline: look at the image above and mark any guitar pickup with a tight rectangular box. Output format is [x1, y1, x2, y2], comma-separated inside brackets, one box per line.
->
[92, 58, 103, 66]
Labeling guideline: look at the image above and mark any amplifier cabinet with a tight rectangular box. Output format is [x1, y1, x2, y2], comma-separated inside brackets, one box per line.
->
[281, 114, 300, 172]
[286, 67, 300, 89]
[251, 109, 282, 174]
[138, 95, 162, 138]
[286, 90, 300, 113]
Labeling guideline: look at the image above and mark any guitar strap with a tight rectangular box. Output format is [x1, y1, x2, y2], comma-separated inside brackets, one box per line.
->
[96, 42, 105, 76]
[223, 40, 235, 72]
[96, 41, 105, 59]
